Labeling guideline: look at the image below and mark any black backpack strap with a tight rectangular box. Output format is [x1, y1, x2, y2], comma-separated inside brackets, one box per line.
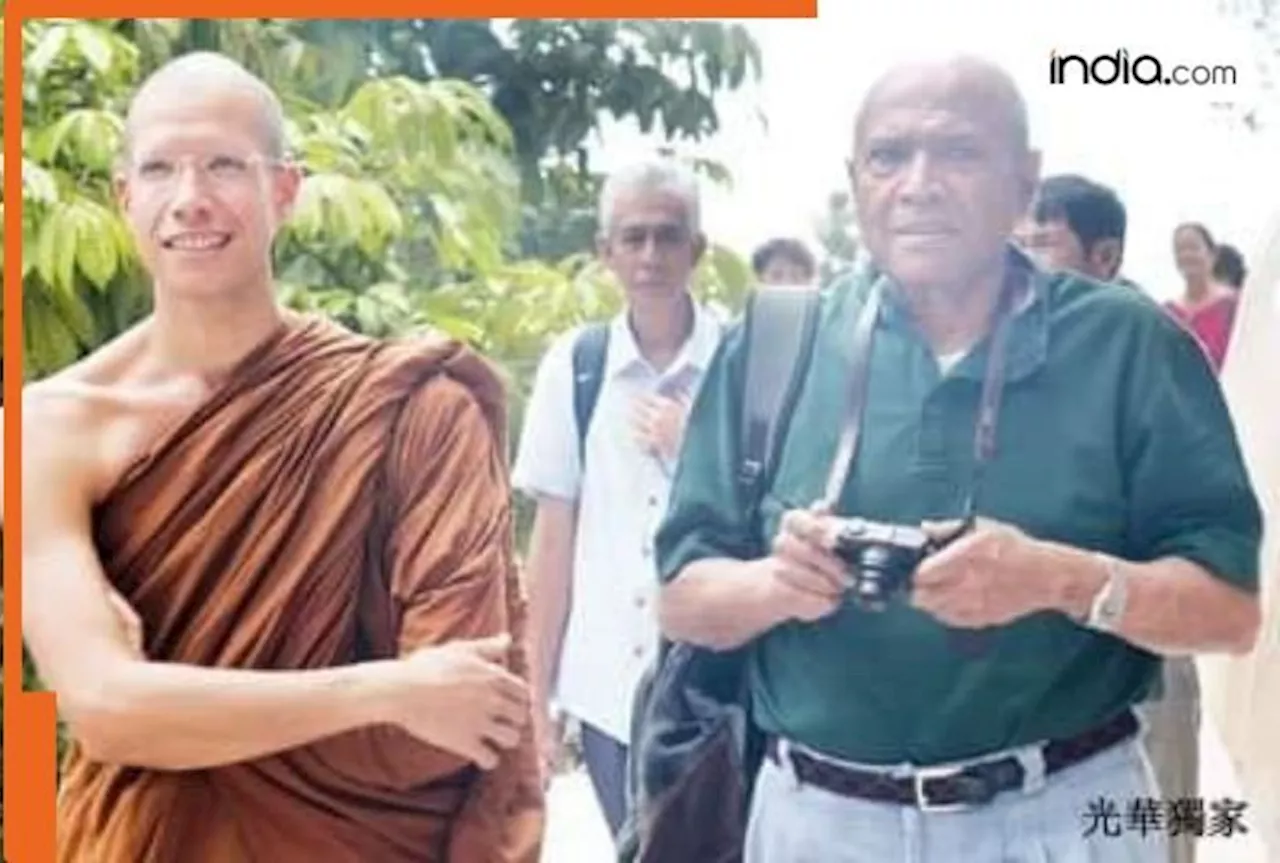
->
[571, 323, 610, 465]
[737, 286, 821, 514]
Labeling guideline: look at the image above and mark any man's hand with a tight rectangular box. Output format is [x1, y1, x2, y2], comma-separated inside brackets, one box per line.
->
[383, 634, 531, 770]
[632, 392, 690, 462]
[762, 504, 850, 623]
[910, 518, 1050, 628]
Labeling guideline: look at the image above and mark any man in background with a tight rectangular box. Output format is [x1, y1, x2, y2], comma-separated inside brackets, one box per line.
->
[1019, 171, 1202, 863]
[751, 236, 818, 286]
[1017, 173, 1135, 284]
[514, 157, 723, 837]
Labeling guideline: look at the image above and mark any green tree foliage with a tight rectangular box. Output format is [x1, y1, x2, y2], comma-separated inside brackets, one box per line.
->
[409, 19, 762, 260]
[814, 190, 860, 286]
[19, 18, 759, 389]
[127, 18, 761, 262]
[360, 20, 762, 174]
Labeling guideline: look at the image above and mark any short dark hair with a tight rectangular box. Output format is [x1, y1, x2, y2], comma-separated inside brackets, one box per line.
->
[1032, 174, 1127, 253]
[751, 237, 816, 279]
[1213, 243, 1247, 288]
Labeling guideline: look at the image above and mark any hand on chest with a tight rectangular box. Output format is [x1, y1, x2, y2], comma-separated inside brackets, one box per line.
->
[597, 370, 698, 465]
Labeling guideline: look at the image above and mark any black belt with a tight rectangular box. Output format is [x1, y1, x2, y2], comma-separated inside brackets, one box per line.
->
[766, 709, 1140, 811]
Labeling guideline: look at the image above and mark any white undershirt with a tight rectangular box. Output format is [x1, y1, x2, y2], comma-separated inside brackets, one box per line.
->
[937, 350, 968, 374]
[933, 284, 1037, 375]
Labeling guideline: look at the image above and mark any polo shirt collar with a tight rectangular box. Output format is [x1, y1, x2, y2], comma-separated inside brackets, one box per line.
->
[873, 243, 1051, 384]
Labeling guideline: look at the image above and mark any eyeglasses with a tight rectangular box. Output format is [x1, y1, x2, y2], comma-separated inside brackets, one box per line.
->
[612, 224, 693, 252]
[127, 153, 282, 191]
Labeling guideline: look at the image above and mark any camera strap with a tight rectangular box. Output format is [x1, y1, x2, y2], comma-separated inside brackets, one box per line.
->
[822, 261, 1026, 515]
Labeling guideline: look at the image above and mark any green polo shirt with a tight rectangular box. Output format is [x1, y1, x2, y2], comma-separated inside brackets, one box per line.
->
[655, 259, 1262, 766]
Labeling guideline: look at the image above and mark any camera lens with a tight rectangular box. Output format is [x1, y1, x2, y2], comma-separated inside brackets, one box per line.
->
[852, 576, 888, 611]
[860, 546, 892, 569]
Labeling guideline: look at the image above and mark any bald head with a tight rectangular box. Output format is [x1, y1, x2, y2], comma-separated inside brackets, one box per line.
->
[847, 54, 1040, 297]
[123, 52, 286, 161]
[854, 55, 1030, 157]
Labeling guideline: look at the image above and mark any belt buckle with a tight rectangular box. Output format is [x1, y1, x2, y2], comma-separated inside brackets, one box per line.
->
[912, 765, 978, 813]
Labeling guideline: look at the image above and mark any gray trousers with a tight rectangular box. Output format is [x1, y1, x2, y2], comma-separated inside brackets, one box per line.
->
[1136, 658, 1201, 863]
[746, 735, 1167, 862]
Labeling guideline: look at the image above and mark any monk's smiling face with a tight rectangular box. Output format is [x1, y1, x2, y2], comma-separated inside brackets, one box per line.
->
[115, 57, 300, 303]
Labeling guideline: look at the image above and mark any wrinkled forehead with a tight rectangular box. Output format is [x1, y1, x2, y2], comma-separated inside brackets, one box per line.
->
[855, 66, 1025, 152]
[608, 190, 693, 231]
[126, 85, 279, 158]
[857, 105, 997, 148]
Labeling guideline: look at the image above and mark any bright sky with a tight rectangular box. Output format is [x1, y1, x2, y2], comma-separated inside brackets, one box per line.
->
[593, 0, 1279, 301]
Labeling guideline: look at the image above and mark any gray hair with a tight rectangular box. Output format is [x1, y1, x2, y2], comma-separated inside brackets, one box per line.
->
[598, 157, 702, 235]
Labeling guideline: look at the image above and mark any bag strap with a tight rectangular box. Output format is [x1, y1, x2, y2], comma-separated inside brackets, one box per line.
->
[738, 286, 822, 518]
[571, 323, 610, 465]
[821, 262, 1025, 516]
[821, 278, 885, 506]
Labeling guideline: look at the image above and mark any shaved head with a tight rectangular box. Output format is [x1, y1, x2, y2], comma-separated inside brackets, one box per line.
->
[114, 51, 302, 306]
[854, 55, 1030, 157]
[124, 52, 286, 161]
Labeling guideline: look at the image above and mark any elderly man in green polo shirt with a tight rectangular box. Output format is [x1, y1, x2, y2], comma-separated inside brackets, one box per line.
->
[654, 55, 1262, 862]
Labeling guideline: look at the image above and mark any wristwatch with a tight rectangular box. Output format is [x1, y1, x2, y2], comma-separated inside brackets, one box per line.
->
[1085, 553, 1130, 633]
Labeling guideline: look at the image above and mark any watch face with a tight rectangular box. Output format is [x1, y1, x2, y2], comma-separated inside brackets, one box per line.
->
[1099, 582, 1128, 629]
[1089, 586, 1119, 630]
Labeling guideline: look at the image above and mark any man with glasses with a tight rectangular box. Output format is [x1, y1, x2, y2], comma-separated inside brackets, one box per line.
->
[14, 52, 543, 862]
[513, 157, 723, 836]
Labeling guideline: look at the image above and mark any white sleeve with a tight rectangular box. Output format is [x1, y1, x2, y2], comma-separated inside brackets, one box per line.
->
[512, 333, 581, 502]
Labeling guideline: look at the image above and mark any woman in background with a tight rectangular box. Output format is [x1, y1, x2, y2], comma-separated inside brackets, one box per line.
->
[1166, 222, 1240, 372]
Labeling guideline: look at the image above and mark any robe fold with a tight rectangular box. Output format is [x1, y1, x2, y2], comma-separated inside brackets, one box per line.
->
[56, 315, 544, 862]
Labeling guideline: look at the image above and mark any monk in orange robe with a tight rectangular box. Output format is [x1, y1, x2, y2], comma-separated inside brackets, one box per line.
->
[13, 51, 543, 861]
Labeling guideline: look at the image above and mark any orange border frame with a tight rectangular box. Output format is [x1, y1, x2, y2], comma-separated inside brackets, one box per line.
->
[2, 4, 817, 861]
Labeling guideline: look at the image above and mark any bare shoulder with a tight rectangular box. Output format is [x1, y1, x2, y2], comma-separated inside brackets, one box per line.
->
[18, 326, 156, 498]
[18, 374, 110, 507]
[0, 380, 91, 529]
[25, 351, 129, 433]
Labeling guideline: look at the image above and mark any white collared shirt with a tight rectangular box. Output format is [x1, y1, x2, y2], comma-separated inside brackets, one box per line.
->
[512, 299, 724, 742]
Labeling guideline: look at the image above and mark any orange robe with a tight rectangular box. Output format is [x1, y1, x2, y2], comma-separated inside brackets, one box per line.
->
[56, 315, 544, 862]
